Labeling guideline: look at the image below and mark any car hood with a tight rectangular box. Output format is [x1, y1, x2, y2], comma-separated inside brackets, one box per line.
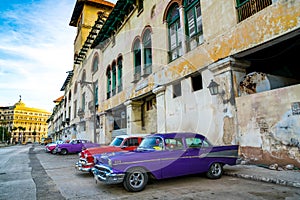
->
[85, 146, 123, 155]
[96, 149, 156, 165]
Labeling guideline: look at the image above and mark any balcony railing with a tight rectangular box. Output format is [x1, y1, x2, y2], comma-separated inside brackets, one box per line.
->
[236, 0, 272, 22]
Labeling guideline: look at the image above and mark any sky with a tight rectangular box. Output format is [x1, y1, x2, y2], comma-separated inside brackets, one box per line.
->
[0, 0, 117, 112]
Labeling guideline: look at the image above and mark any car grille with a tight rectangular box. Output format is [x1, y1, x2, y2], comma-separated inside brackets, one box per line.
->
[94, 164, 112, 179]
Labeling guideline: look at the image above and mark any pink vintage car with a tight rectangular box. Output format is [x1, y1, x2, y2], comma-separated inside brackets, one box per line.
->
[45, 140, 64, 153]
[75, 135, 144, 173]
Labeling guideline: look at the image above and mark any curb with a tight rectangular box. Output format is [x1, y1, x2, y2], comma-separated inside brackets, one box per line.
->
[224, 171, 300, 188]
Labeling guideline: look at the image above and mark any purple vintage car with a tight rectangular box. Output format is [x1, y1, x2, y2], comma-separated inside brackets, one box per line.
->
[92, 132, 239, 192]
[53, 139, 100, 155]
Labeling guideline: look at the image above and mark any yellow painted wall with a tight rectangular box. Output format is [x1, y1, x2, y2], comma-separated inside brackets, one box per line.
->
[11, 102, 51, 144]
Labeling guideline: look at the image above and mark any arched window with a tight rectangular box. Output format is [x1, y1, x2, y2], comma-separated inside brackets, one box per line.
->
[184, 0, 203, 51]
[133, 38, 141, 82]
[167, 3, 182, 62]
[92, 53, 99, 73]
[82, 92, 86, 111]
[94, 80, 98, 106]
[106, 66, 111, 99]
[112, 61, 117, 96]
[117, 56, 123, 92]
[142, 28, 152, 76]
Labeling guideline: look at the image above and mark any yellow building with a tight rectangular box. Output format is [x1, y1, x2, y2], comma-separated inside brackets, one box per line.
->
[0, 97, 51, 144]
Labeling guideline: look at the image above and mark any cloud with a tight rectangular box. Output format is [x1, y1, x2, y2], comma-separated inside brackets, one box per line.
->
[0, 0, 76, 111]
[0, 0, 118, 111]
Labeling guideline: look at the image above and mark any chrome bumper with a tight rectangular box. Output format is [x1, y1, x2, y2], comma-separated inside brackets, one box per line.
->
[92, 165, 125, 184]
[75, 160, 93, 172]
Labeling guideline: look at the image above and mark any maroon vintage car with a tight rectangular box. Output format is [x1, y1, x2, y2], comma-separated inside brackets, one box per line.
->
[92, 132, 239, 192]
[75, 134, 145, 173]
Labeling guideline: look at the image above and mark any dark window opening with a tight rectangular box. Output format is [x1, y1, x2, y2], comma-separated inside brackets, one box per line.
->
[235, 33, 300, 93]
[191, 74, 203, 92]
[173, 82, 182, 98]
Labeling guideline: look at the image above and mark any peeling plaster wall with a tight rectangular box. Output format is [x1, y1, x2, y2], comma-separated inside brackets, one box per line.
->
[163, 69, 227, 144]
[236, 84, 300, 167]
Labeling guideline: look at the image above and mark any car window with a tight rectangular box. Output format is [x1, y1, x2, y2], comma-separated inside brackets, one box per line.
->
[165, 138, 183, 150]
[138, 137, 163, 151]
[110, 137, 123, 146]
[202, 140, 211, 147]
[71, 140, 76, 144]
[185, 137, 203, 148]
[128, 138, 139, 146]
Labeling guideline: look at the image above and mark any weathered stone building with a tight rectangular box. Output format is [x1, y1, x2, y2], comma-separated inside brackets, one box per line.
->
[51, 0, 300, 167]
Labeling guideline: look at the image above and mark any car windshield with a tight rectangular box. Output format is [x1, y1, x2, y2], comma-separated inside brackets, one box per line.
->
[137, 136, 163, 151]
[109, 137, 124, 147]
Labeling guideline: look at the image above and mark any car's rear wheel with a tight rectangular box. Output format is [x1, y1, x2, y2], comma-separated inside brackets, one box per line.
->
[206, 162, 223, 179]
[123, 167, 148, 192]
[60, 149, 68, 155]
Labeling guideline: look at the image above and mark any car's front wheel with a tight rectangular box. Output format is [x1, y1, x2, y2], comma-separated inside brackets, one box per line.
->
[206, 162, 223, 179]
[123, 167, 148, 192]
[60, 149, 68, 155]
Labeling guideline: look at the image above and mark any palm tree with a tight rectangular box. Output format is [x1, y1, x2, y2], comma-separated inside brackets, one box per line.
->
[18, 126, 26, 144]
[12, 127, 17, 144]
[0, 120, 7, 142]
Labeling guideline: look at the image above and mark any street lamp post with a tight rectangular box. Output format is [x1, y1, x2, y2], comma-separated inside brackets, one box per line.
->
[78, 80, 97, 143]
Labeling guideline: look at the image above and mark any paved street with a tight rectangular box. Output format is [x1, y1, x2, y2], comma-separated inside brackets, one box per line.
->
[0, 144, 300, 200]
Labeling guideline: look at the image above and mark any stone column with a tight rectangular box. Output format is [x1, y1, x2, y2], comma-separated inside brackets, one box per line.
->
[179, 5, 187, 54]
[124, 100, 143, 134]
[98, 112, 107, 144]
[153, 86, 166, 133]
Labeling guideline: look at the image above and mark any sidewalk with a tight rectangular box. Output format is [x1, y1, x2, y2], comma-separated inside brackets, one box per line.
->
[224, 164, 300, 188]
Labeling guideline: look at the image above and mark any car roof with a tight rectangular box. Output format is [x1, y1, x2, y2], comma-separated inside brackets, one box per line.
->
[147, 132, 206, 140]
[115, 134, 148, 139]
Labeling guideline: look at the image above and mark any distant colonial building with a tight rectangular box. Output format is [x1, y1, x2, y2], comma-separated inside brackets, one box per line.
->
[0, 97, 51, 144]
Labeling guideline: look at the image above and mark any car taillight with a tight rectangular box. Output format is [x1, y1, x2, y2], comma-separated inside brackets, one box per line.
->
[80, 152, 84, 158]
[87, 156, 94, 163]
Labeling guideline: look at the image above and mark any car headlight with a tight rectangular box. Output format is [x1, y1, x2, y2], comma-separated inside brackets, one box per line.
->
[108, 158, 112, 167]
[93, 156, 97, 164]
